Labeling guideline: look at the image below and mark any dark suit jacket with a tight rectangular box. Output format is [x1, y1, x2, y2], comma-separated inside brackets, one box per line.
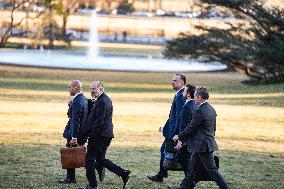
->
[63, 93, 88, 142]
[178, 102, 218, 153]
[84, 92, 114, 138]
[163, 88, 185, 139]
[178, 99, 197, 137]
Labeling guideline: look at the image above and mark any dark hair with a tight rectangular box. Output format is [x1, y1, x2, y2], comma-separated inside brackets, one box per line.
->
[185, 84, 196, 99]
[176, 73, 186, 84]
[195, 87, 209, 100]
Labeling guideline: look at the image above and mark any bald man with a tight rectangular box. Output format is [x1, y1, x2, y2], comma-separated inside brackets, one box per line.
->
[58, 80, 88, 184]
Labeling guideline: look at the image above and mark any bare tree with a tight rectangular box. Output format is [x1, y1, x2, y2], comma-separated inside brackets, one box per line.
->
[156, 0, 162, 10]
[0, 0, 45, 48]
[61, 0, 79, 36]
[106, 0, 112, 10]
[188, 0, 202, 12]
[0, 0, 33, 47]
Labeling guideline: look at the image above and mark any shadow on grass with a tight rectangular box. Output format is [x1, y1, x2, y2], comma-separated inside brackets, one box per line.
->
[1, 93, 283, 107]
[210, 96, 284, 107]
[1, 79, 283, 94]
[0, 144, 283, 189]
[208, 83, 284, 94]
[0, 80, 171, 93]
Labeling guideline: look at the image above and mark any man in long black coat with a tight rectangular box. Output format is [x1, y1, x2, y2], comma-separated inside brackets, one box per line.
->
[79, 81, 131, 189]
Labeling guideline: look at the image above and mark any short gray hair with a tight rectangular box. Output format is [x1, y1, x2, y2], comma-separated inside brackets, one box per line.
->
[72, 80, 82, 91]
[92, 81, 104, 92]
[195, 87, 209, 100]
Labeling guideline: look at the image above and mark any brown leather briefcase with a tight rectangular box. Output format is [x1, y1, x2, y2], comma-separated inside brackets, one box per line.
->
[60, 146, 86, 169]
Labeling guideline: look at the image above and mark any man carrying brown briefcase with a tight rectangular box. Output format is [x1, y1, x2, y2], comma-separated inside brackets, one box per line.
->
[58, 80, 88, 184]
[60, 145, 86, 170]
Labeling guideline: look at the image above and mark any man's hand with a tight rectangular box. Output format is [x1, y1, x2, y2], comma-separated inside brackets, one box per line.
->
[173, 135, 179, 141]
[175, 140, 183, 150]
[69, 138, 78, 146]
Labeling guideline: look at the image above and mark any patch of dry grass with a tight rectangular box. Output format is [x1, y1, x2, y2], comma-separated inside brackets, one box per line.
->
[0, 64, 247, 86]
[0, 65, 283, 189]
[0, 98, 283, 154]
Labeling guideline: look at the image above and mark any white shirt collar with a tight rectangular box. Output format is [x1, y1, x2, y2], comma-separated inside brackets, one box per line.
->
[73, 92, 82, 100]
[92, 91, 104, 101]
[199, 101, 208, 107]
[176, 87, 184, 95]
[185, 99, 194, 104]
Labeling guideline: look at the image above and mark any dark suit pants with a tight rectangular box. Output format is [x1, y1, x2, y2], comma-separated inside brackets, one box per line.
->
[157, 139, 168, 178]
[177, 146, 190, 176]
[181, 152, 229, 189]
[85, 135, 125, 188]
[66, 140, 76, 180]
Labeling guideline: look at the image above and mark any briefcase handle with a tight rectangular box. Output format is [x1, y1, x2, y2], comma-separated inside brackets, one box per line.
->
[70, 144, 79, 147]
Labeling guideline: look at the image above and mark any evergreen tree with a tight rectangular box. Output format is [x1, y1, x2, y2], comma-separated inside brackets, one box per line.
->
[163, 0, 284, 83]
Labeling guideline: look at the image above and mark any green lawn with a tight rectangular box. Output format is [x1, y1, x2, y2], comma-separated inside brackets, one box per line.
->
[0, 64, 283, 189]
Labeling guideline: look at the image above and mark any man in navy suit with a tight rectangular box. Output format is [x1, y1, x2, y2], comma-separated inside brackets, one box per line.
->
[79, 81, 131, 189]
[176, 84, 197, 175]
[58, 80, 88, 184]
[173, 87, 229, 189]
[148, 74, 186, 182]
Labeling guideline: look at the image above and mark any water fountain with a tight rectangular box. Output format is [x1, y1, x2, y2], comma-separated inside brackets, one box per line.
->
[0, 11, 226, 72]
[87, 11, 99, 59]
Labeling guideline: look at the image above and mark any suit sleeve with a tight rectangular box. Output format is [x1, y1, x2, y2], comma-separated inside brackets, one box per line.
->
[71, 101, 83, 138]
[173, 95, 185, 136]
[178, 108, 203, 141]
[179, 106, 191, 133]
[170, 100, 177, 136]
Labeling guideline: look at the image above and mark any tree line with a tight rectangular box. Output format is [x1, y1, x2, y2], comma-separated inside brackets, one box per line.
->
[164, 0, 284, 83]
[0, 0, 80, 48]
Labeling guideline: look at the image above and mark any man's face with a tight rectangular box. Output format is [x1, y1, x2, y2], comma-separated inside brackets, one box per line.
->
[171, 75, 184, 91]
[68, 82, 76, 96]
[182, 87, 190, 100]
[90, 83, 101, 98]
[194, 92, 202, 105]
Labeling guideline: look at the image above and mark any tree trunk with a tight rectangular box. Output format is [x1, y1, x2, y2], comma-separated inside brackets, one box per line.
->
[0, 25, 13, 48]
[62, 15, 68, 36]
[0, 37, 6, 48]
[48, 26, 54, 49]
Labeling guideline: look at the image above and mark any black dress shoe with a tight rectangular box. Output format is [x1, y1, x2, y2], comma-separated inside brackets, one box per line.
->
[57, 178, 76, 184]
[147, 174, 163, 182]
[121, 170, 131, 189]
[97, 167, 105, 182]
[165, 187, 184, 189]
[78, 185, 97, 189]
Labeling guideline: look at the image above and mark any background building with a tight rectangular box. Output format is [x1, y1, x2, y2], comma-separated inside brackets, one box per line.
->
[80, 0, 202, 12]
